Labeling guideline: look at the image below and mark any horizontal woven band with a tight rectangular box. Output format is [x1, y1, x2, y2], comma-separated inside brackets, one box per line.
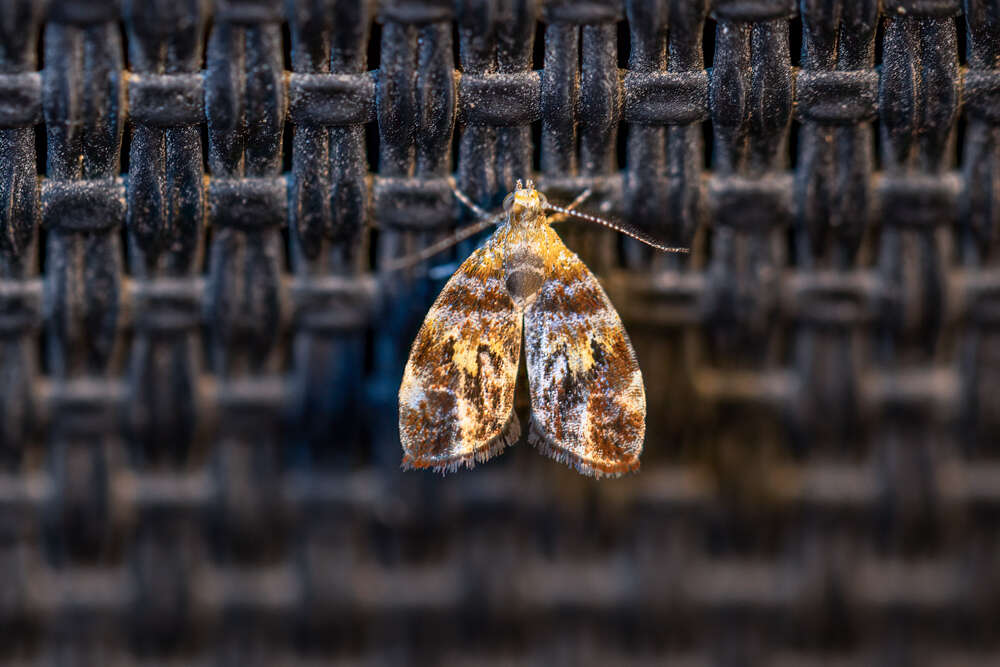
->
[796, 71, 879, 125]
[288, 72, 376, 126]
[128, 73, 204, 127]
[42, 178, 127, 232]
[459, 72, 541, 126]
[0, 73, 42, 127]
[624, 71, 709, 125]
[208, 177, 288, 230]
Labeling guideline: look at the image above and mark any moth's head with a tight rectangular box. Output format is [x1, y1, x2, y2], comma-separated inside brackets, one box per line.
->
[503, 179, 548, 221]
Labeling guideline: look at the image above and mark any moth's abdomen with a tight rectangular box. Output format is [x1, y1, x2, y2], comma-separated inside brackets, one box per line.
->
[503, 246, 545, 306]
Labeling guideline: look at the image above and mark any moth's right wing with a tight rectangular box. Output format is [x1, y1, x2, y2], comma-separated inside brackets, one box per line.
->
[524, 231, 645, 477]
[398, 238, 522, 472]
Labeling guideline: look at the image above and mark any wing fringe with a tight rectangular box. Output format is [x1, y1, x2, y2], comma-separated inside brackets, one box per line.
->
[528, 418, 640, 479]
[401, 415, 521, 474]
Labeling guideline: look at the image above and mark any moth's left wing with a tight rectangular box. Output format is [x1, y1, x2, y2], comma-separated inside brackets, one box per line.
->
[524, 235, 645, 477]
[398, 237, 522, 472]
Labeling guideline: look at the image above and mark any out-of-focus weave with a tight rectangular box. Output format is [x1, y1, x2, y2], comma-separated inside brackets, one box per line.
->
[1, 0, 999, 664]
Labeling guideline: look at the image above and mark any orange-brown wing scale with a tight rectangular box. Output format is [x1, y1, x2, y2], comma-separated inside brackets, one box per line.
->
[398, 238, 522, 472]
[524, 230, 645, 477]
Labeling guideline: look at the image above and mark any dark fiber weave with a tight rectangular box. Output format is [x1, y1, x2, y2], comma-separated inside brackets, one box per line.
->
[1, 0, 999, 664]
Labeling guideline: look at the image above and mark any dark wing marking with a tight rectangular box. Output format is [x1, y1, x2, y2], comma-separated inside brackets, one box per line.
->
[524, 235, 645, 477]
[398, 235, 522, 472]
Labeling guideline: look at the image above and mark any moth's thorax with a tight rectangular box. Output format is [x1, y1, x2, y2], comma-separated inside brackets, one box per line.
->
[507, 204, 546, 229]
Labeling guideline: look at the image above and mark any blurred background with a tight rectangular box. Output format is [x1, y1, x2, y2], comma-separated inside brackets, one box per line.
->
[1, 0, 999, 664]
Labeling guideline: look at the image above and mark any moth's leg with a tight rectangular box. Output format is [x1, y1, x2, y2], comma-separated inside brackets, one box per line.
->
[381, 212, 505, 273]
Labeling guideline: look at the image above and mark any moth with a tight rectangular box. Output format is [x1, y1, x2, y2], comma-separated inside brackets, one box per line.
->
[397, 180, 688, 477]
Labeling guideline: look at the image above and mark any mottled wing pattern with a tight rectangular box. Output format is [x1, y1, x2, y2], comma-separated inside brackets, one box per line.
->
[399, 236, 522, 472]
[525, 229, 645, 477]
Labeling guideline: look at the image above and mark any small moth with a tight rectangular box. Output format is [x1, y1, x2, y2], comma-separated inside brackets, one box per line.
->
[397, 180, 687, 477]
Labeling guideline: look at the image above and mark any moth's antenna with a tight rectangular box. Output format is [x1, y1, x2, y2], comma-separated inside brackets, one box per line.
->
[448, 178, 494, 222]
[545, 204, 690, 254]
[380, 179, 503, 273]
[546, 188, 593, 223]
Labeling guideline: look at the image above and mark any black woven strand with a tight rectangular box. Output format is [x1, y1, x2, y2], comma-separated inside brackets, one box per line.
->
[0, 0, 999, 664]
[286, 0, 374, 463]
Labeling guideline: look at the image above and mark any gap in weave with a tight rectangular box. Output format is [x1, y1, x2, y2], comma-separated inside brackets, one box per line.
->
[616, 18, 629, 69]
[787, 118, 799, 171]
[874, 16, 885, 66]
[785, 215, 797, 271]
[120, 19, 131, 70]
[362, 322, 377, 380]
[615, 112, 627, 175]
[702, 118, 714, 172]
[530, 20, 546, 178]
[450, 118, 461, 182]
[957, 14, 967, 64]
[953, 14, 968, 173]
[114, 304, 134, 383]
[199, 321, 214, 381]
[280, 13, 295, 178]
[364, 22, 382, 175]
[120, 119, 132, 176]
[531, 120, 543, 174]
[368, 19, 381, 70]
[201, 216, 214, 278]
[34, 8, 44, 70]
[704, 15, 716, 68]
[451, 19, 462, 76]
[203, 15, 215, 71]
[449, 10, 464, 182]
[281, 224, 294, 279]
[789, 14, 802, 67]
[35, 222, 47, 277]
[281, 116, 294, 175]
[532, 20, 545, 71]
[955, 110, 966, 169]
[872, 118, 883, 172]
[785, 115, 800, 272]
[200, 122, 211, 192]
[276, 307, 294, 379]
[281, 20, 292, 71]
[367, 225, 380, 276]
[119, 222, 130, 286]
[365, 114, 380, 181]
[38, 325, 50, 377]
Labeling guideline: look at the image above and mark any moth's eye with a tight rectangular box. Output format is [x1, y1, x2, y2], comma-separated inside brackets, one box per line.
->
[503, 192, 515, 211]
[537, 193, 549, 209]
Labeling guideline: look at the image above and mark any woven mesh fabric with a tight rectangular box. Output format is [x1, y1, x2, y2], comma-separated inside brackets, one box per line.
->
[1, 0, 999, 664]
